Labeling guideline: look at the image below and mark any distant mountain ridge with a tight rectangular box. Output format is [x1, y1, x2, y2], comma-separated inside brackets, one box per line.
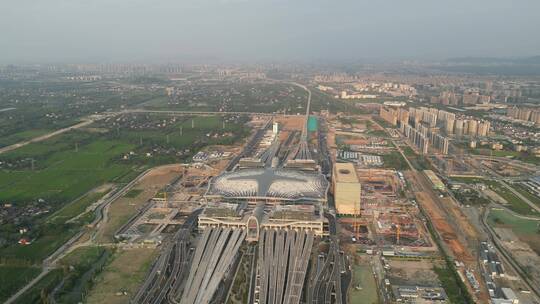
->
[446, 56, 540, 64]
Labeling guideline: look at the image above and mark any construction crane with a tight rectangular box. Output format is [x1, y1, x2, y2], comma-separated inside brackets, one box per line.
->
[353, 196, 361, 239]
[395, 224, 401, 245]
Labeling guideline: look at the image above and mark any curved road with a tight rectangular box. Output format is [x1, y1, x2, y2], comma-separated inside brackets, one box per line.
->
[4, 167, 154, 304]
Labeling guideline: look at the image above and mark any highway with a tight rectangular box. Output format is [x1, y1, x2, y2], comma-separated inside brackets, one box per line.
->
[131, 210, 200, 304]
[308, 213, 346, 304]
[4, 167, 155, 304]
[470, 155, 540, 214]
[122, 108, 302, 117]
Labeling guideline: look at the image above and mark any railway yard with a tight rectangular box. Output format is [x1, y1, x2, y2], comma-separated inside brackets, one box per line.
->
[85, 110, 540, 304]
[3, 48, 540, 304]
[122, 91, 357, 304]
[5, 87, 540, 304]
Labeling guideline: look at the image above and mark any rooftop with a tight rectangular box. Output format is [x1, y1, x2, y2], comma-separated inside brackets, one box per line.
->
[206, 168, 328, 202]
[334, 163, 360, 183]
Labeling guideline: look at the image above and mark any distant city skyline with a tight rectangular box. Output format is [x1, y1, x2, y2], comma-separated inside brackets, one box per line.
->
[1, 0, 540, 64]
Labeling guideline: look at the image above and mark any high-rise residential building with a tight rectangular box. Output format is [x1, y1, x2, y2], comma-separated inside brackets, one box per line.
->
[273, 122, 280, 135]
[445, 118, 455, 134]
[455, 119, 464, 136]
[531, 111, 540, 125]
[467, 120, 478, 136]
[507, 107, 519, 119]
[478, 95, 491, 104]
[438, 110, 456, 122]
[379, 107, 398, 126]
[477, 121, 490, 137]
[518, 109, 532, 121]
[462, 92, 479, 105]
[432, 134, 449, 154]
[398, 108, 410, 127]
[507, 107, 540, 125]
[462, 120, 469, 135]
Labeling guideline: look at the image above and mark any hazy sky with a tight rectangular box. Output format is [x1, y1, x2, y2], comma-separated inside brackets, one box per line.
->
[2, 0, 539, 64]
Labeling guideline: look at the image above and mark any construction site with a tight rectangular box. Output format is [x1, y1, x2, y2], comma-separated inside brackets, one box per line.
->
[115, 150, 238, 243]
[128, 93, 355, 304]
[430, 155, 478, 177]
[337, 167, 435, 251]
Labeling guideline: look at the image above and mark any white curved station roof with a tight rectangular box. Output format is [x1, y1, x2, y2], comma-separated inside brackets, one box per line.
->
[206, 168, 328, 202]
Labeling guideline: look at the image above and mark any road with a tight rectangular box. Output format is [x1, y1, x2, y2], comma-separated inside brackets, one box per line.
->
[0, 119, 94, 155]
[0, 104, 304, 158]
[471, 156, 540, 214]
[499, 179, 540, 213]
[288, 82, 312, 139]
[309, 213, 346, 304]
[369, 118, 414, 171]
[374, 119, 488, 301]
[4, 167, 155, 304]
[123, 109, 302, 117]
[481, 205, 540, 299]
[132, 210, 200, 304]
[3, 81, 315, 303]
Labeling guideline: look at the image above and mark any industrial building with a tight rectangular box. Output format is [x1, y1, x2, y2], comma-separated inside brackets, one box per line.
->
[332, 163, 361, 215]
[380, 106, 399, 125]
[391, 285, 447, 303]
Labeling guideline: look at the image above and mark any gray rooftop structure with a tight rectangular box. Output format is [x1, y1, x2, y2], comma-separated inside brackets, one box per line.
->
[205, 168, 328, 203]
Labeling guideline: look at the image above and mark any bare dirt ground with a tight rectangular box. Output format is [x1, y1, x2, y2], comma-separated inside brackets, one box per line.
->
[415, 191, 472, 261]
[274, 116, 305, 130]
[408, 171, 489, 302]
[96, 164, 183, 243]
[386, 259, 442, 286]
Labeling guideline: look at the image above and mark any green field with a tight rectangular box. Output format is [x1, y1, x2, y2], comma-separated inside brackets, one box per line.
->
[0, 137, 135, 203]
[0, 266, 42, 303]
[12, 269, 63, 304]
[0, 129, 52, 148]
[487, 208, 540, 235]
[348, 264, 378, 304]
[487, 208, 540, 255]
[227, 246, 252, 304]
[381, 152, 409, 170]
[47, 188, 111, 226]
[54, 246, 111, 303]
[514, 184, 540, 207]
[449, 178, 535, 210]
[450, 176, 486, 184]
[86, 248, 157, 304]
[400, 147, 433, 171]
[472, 148, 540, 165]
[111, 116, 247, 154]
[485, 180, 536, 215]
[143, 83, 309, 114]
[434, 265, 473, 304]
[0, 114, 249, 301]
